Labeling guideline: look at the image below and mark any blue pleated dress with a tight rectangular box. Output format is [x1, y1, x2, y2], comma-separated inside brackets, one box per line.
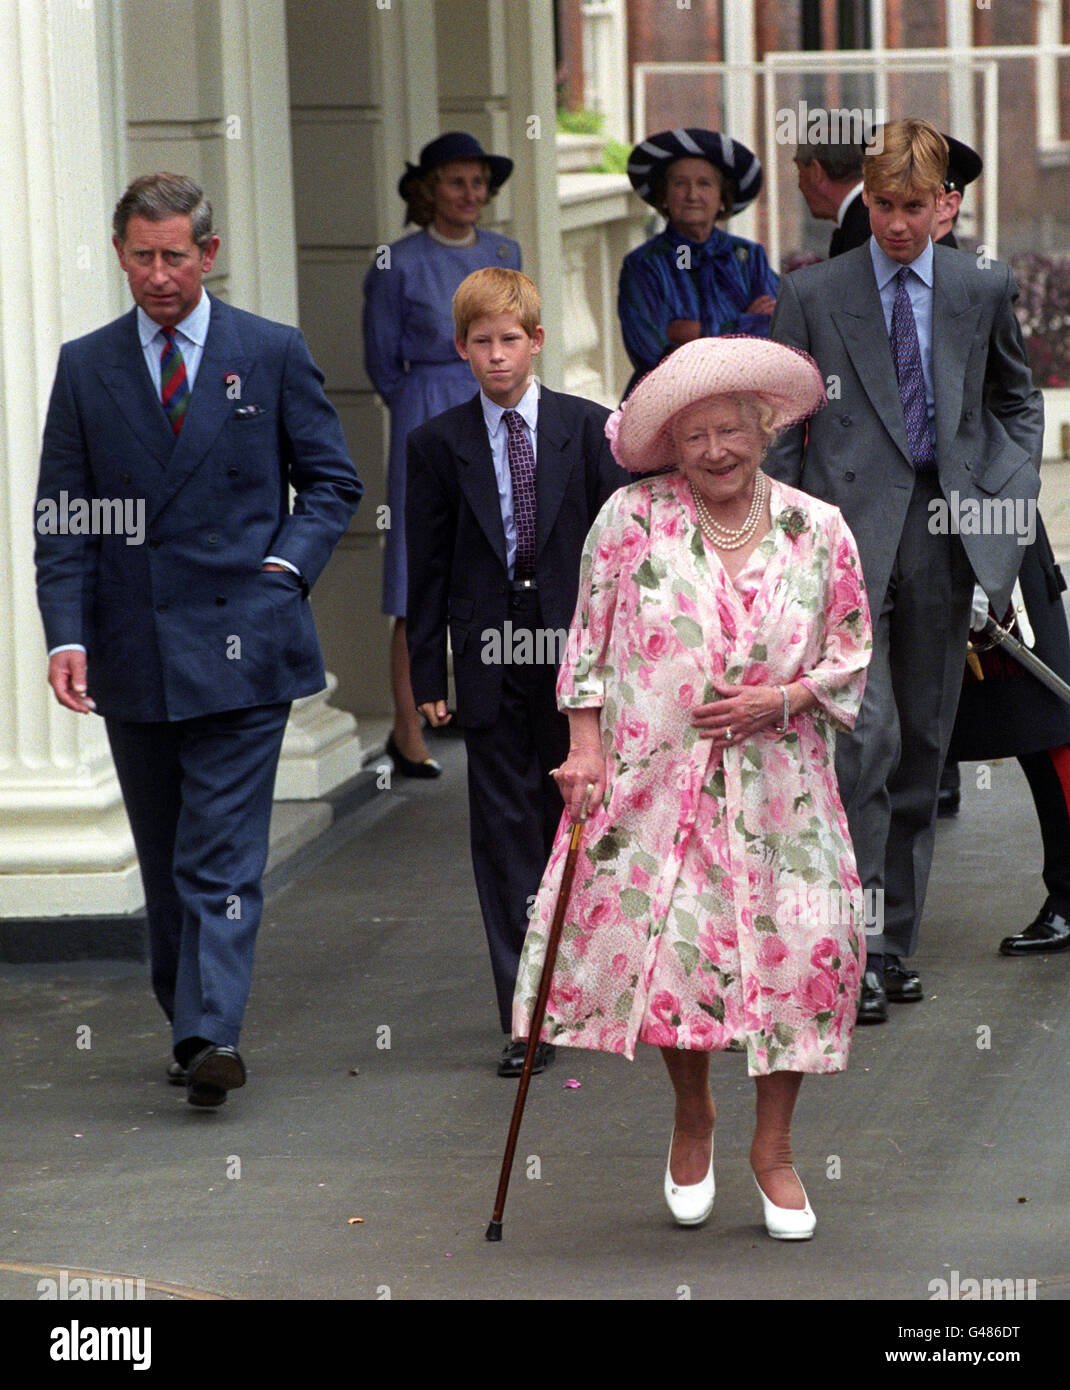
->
[362, 228, 522, 616]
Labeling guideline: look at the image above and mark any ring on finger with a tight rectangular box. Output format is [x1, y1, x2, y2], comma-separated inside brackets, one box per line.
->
[725, 726, 733, 741]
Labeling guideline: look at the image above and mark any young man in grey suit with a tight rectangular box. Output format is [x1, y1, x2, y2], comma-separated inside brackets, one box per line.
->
[765, 120, 1044, 1022]
[35, 173, 362, 1104]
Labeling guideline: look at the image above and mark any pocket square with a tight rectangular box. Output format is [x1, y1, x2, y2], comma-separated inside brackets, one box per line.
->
[233, 404, 265, 419]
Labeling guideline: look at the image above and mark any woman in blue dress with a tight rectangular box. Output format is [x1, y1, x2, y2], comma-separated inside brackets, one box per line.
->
[363, 132, 522, 775]
[618, 128, 779, 395]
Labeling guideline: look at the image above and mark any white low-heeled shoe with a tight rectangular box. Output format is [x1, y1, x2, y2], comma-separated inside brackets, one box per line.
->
[664, 1130, 715, 1226]
[753, 1171, 816, 1240]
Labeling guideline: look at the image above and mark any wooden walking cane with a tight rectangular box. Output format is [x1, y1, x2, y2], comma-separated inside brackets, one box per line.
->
[485, 785, 593, 1242]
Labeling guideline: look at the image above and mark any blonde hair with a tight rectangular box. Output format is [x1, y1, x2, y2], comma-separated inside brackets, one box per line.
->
[863, 119, 948, 198]
[452, 267, 541, 341]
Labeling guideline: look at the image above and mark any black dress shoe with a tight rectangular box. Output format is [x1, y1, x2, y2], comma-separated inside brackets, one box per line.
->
[856, 969, 887, 1024]
[884, 958, 923, 1002]
[1000, 905, 1070, 956]
[386, 733, 442, 780]
[186, 1044, 246, 1108]
[497, 1040, 556, 1078]
[166, 1060, 187, 1086]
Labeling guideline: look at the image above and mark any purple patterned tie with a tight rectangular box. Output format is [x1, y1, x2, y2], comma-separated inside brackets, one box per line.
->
[504, 409, 537, 578]
[890, 267, 935, 468]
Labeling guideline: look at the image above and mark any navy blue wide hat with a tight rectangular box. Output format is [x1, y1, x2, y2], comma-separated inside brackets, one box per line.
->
[627, 127, 763, 217]
[398, 131, 514, 202]
[941, 134, 982, 193]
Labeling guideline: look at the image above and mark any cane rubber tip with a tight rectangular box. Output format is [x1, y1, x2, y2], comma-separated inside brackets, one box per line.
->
[485, 1220, 503, 1242]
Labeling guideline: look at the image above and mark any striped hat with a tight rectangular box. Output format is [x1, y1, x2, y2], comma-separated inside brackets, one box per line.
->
[627, 128, 763, 217]
[605, 336, 825, 473]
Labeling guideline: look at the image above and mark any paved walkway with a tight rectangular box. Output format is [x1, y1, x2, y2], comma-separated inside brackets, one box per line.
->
[2, 464, 1068, 1316]
[1, 728, 1067, 1306]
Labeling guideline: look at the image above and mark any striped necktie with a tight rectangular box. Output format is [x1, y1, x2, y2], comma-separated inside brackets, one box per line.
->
[160, 327, 191, 435]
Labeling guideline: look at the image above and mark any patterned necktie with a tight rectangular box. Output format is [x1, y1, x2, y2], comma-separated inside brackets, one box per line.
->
[504, 409, 537, 578]
[890, 267, 935, 468]
[160, 327, 191, 435]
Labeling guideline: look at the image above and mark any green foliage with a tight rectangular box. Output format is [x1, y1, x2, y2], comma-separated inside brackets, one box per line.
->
[557, 107, 605, 135]
[593, 139, 631, 175]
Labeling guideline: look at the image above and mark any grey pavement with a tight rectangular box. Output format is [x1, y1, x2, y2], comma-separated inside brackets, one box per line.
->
[1, 728, 1068, 1306]
[2, 466, 1070, 1309]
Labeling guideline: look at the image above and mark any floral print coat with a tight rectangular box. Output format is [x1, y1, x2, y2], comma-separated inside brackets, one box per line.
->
[512, 472, 872, 1075]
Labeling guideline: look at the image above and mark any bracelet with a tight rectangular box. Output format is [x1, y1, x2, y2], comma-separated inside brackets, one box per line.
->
[776, 685, 790, 733]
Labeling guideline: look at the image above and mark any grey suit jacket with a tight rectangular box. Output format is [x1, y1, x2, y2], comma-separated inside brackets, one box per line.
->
[764, 243, 1043, 617]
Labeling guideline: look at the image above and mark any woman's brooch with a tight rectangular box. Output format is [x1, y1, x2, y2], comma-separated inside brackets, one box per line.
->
[778, 508, 809, 541]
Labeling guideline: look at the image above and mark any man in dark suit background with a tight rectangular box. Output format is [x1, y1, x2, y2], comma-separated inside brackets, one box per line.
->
[766, 120, 1044, 1022]
[793, 121, 868, 259]
[406, 267, 626, 1075]
[35, 173, 362, 1106]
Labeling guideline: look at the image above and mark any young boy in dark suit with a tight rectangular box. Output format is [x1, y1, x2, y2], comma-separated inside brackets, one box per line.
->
[405, 267, 626, 1075]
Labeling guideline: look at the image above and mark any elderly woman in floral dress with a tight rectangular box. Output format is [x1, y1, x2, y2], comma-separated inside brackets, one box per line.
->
[513, 337, 872, 1238]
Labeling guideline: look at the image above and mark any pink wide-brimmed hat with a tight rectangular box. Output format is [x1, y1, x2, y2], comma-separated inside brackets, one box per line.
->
[607, 336, 825, 473]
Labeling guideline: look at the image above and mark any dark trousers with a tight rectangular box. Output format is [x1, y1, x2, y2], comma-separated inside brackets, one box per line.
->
[1019, 745, 1070, 913]
[836, 471, 975, 960]
[106, 703, 291, 1055]
[462, 590, 569, 1032]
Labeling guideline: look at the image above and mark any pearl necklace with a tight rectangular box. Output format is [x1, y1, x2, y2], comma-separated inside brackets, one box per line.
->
[691, 472, 767, 550]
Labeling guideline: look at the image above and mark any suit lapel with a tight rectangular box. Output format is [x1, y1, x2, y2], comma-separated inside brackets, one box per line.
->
[830, 251, 914, 466]
[932, 248, 984, 463]
[533, 387, 578, 559]
[95, 308, 175, 470]
[455, 395, 509, 570]
[149, 296, 250, 523]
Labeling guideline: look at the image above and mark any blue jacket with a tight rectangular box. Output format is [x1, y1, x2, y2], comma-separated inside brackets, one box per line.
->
[618, 225, 779, 376]
[35, 294, 362, 721]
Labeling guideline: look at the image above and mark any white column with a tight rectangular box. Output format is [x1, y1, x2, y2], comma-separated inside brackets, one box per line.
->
[500, 0, 564, 384]
[0, 0, 140, 917]
[945, 0, 975, 150]
[722, 0, 759, 245]
[218, 0, 364, 797]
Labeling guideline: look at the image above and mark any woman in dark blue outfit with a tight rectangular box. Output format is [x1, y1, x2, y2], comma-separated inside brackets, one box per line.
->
[618, 128, 779, 394]
[363, 133, 521, 774]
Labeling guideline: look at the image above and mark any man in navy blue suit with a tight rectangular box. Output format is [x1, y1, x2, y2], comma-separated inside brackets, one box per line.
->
[35, 173, 362, 1106]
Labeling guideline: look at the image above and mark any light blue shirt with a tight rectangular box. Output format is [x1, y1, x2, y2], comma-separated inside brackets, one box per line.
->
[480, 378, 539, 579]
[137, 290, 211, 395]
[869, 236, 936, 443]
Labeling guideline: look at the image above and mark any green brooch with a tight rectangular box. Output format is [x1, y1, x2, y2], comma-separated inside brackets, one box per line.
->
[778, 508, 809, 541]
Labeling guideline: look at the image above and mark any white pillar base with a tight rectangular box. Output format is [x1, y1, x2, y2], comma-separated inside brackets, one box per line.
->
[275, 674, 366, 800]
[0, 676, 366, 924]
